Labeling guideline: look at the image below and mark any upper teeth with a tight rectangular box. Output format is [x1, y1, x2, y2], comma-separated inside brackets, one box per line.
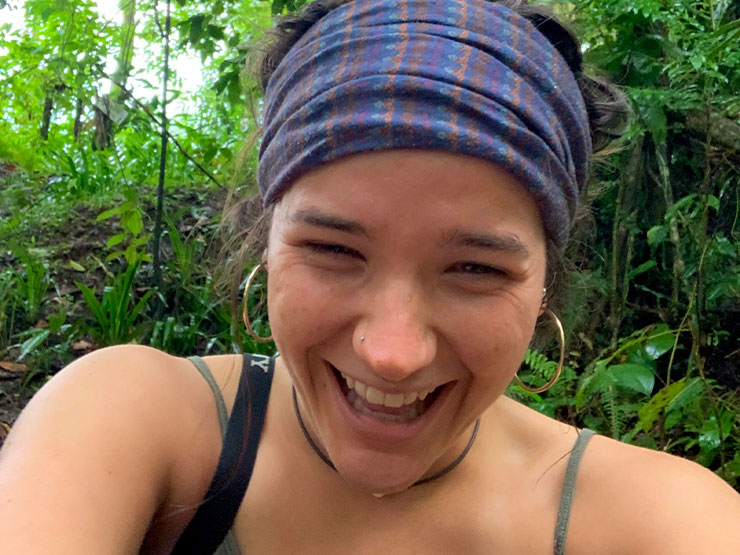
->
[340, 372, 431, 408]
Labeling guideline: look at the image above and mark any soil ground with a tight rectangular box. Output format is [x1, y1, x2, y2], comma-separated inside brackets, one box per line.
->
[0, 185, 225, 448]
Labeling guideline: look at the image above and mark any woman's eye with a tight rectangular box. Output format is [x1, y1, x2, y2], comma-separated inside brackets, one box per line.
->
[450, 262, 506, 276]
[304, 242, 363, 259]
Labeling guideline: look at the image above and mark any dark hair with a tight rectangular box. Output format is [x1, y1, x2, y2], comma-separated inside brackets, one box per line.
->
[222, 0, 630, 321]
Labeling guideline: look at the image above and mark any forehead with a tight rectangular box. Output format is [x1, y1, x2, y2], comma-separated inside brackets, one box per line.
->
[272, 150, 546, 248]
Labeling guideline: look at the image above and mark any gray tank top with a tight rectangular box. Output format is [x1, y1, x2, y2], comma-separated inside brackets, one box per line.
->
[189, 356, 595, 555]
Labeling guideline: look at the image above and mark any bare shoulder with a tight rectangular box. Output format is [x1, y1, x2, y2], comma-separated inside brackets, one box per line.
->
[568, 433, 740, 554]
[0, 345, 226, 553]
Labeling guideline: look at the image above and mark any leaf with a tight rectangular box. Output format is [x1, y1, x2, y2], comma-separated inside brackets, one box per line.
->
[97, 205, 123, 221]
[666, 378, 704, 413]
[48, 311, 67, 333]
[107, 233, 125, 248]
[628, 260, 657, 280]
[637, 379, 687, 432]
[126, 212, 143, 236]
[72, 339, 94, 351]
[207, 24, 225, 40]
[175, 0, 186, 5]
[610, 363, 654, 395]
[644, 326, 675, 359]
[189, 15, 206, 45]
[647, 225, 667, 246]
[637, 101, 667, 143]
[0, 361, 28, 372]
[68, 260, 85, 271]
[688, 53, 704, 71]
[18, 329, 50, 361]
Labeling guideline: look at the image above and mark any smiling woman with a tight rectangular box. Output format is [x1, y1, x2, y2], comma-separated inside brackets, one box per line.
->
[1, 0, 740, 554]
[267, 151, 547, 494]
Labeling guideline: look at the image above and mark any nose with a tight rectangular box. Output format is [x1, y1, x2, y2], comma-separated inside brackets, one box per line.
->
[354, 280, 437, 382]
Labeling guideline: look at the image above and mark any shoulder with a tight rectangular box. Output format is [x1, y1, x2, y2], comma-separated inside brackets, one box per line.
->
[569, 433, 740, 554]
[21, 345, 218, 439]
[0, 345, 232, 552]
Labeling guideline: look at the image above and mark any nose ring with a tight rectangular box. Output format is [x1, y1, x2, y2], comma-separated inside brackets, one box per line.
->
[360, 336, 366, 342]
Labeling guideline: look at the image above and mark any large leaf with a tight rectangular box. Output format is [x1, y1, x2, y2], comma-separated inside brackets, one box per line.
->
[644, 325, 675, 359]
[610, 363, 654, 396]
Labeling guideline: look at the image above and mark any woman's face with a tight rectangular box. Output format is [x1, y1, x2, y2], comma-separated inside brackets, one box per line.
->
[266, 150, 547, 494]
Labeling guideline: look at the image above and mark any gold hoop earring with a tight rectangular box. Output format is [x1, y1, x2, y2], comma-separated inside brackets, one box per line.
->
[242, 263, 273, 343]
[513, 308, 564, 394]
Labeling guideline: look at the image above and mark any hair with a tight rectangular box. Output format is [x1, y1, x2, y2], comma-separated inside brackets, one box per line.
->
[221, 0, 631, 325]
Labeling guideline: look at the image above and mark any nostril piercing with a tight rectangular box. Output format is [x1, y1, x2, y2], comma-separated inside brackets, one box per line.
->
[360, 336, 366, 342]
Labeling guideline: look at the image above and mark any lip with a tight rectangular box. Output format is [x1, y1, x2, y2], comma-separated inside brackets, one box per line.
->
[323, 360, 455, 443]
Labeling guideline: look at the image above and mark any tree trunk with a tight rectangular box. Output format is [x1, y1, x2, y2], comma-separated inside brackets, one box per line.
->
[113, 0, 137, 103]
[40, 95, 53, 140]
[686, 111, 740, 158]
[73, 96, 84, 141]
[608, 135, 643, 347]
[152, 0, 171, 292]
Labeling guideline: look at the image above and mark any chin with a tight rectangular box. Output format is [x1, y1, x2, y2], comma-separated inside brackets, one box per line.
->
[332, 448, 430, 495]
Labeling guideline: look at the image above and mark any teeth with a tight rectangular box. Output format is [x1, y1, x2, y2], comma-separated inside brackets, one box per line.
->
[339, 372, 432, 409]
[366, 386, 384, 405]
[355, 380, 367, 397]
[384, 393, 405, 408]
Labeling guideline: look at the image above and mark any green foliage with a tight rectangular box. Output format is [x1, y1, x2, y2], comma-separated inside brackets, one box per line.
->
[97, 189, 152, 266]
[0, 270, 20, 349]
[10, 241, 51, 324]
[76, 260, 153, 345]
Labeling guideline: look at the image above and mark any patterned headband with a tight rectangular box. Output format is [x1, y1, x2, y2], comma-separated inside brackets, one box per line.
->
[258, 0, 592, 247]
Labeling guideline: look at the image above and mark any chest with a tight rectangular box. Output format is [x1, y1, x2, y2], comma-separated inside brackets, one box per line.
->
[230, 449, 561, 554]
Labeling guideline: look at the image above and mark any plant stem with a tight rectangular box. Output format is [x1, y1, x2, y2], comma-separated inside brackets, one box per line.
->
[152, 0, 171, 293]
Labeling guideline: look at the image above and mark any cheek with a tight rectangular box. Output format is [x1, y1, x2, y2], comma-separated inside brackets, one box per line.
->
[450, 302, 538, 389]
[267, 263, 348, 350]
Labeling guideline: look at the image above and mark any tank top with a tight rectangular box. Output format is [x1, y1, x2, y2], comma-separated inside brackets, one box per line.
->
[174, 354, 594, 555]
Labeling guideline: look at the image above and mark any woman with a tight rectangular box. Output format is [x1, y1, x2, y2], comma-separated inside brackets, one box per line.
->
[1, 0, 739, 553]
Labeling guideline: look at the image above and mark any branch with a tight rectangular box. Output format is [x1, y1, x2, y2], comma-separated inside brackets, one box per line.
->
[685, 111, 740, 156]
[95, 65, 223, 188]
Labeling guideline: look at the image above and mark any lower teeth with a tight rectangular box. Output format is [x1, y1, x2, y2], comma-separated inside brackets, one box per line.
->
[348, 392, 422, 423]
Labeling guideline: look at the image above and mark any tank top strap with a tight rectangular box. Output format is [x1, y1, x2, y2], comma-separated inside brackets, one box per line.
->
[553, 428, 596, 555]
[173, 353, 275, 555]
[188, 356, 229, 438]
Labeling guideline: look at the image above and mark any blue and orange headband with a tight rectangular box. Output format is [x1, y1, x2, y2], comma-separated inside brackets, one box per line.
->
[258, 0, 591, 247]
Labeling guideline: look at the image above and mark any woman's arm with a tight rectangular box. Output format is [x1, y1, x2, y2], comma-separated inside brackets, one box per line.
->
[0, 345, 220, 554]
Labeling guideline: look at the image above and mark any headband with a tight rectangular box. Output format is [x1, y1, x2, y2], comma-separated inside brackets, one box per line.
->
[258, 0, 591, 247]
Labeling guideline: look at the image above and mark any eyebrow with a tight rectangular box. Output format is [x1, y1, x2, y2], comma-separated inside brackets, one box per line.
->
[290, 209, 530, 257]
[442, 229, 531, 258]
[290, 208, 368, 236]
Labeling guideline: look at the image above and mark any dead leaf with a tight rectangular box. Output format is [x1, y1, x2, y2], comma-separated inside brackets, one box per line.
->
[0, 361, 28, 372]
[0, 421, 10, 441]
[72, 340, 93, 351]
[35, 319, 48, 329]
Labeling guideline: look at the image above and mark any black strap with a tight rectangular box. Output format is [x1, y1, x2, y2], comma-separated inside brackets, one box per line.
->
[172, 353, 275, 555]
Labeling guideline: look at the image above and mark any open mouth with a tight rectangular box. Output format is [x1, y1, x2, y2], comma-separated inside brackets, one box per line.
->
[328, 362, 449, 424]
